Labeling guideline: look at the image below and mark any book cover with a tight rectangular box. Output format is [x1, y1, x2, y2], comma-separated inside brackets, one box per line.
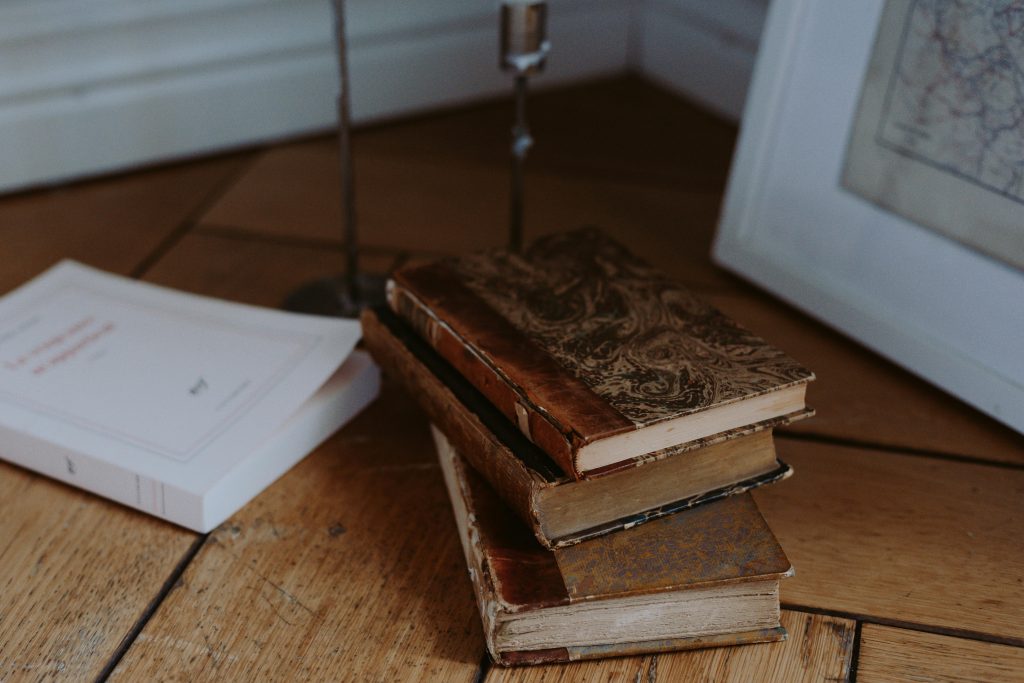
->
[389, 228, 814, 478]
[0, 261, 380, 531]
[362, 305, 793, 549]
[433, 426, 792, 666]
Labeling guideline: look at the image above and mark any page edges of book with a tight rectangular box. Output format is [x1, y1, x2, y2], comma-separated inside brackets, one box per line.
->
[494, 578, 783, 652]
[0, 418, 205, 530]
[430, 425, 504, 661]
[494, 624, 788, 665]
[541, 459, 793, 548]
[575, 383, 809, 472]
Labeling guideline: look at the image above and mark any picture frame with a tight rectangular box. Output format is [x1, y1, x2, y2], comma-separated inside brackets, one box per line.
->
[713, 0, 1024, 434]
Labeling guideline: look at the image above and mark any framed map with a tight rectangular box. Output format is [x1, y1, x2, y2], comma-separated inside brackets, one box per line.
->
[844, 0, 1024, 271]
[714, 0, 1024, 435]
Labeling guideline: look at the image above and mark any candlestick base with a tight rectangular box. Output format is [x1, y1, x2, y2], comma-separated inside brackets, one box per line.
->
[282, 272, 388, 318]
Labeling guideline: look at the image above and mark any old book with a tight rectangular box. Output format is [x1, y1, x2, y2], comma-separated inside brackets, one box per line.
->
[389, 228, 814, 479]
[433, 426, 792, 666]
[0, 261, 380, 532]
[362, 305, 792, 549]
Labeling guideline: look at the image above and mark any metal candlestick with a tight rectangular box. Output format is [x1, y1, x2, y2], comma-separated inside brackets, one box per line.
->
[283, 0, 386, 317]
[500, 0, 549, 252]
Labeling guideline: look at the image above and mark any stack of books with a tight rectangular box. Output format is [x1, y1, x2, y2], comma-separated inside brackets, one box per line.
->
[361, 228, 814, 665]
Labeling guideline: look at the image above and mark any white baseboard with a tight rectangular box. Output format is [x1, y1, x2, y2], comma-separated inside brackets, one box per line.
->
[0, 0, 630, 193]
[632, 0, 766, 121]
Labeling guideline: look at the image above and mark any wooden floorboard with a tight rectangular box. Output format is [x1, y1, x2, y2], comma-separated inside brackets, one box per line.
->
[651, 611, 855, 683]
[200, 141, 738, 292]
[0, 154, 252, 296]
[754, 438, 1024, 643]
[109, 381, 484, 682]
[0, 465, 197, 681]
[856, 624, 1024, 683]
[485, 653, 650, 682]
[520, 172, 736, 290]
[202, 143, 509, 253]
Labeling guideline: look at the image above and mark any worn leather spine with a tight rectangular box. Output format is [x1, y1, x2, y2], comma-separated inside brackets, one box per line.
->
[387, 271, 619, 479]
[361, 308, 547, 537]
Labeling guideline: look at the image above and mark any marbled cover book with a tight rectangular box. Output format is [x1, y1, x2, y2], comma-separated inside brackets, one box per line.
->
[390, 228, 813, 477]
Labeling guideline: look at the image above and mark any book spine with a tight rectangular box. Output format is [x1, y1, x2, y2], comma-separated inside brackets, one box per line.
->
[0, 421, 203, 529]
[389, 261, 642, 478]
[429, 425, 509, 664]
[360, 308, 554, 546]
[432, 425, 576, 664]
[386, 279, 584, 477]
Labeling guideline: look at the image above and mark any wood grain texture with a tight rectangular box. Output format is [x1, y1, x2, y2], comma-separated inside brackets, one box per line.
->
[0, 153, 252, 296]
[857, 624, 1024, 683]
[486, 655, 652, 682]
[201, 78, 737, 252]
[710, 292, 1024, 465]
[110, 381, 484, 682]
[652, 610, 854, 683]
[755, 438, 1024, 642]
[485, 610, 854, 682]
[357, 77, 739, 192]
[199, 138, 736, 291]
[198, 80, 738, 293]
[113, 237, 482, 681]
[0, 463, 196, 680]
[201, 143, 509, 253]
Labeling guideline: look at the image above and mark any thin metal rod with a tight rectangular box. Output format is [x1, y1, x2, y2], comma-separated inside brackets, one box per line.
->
[333, 0, 359, 295]
[509, 75, 531, 253]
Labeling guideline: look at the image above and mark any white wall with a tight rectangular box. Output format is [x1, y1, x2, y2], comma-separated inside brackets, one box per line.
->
[633, 0, 766, 120]
[0, 0, 761, 193]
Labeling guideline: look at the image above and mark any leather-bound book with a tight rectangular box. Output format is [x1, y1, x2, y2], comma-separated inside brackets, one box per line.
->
[362, 306, 794, 549]
[388, 228, 814, 479]
[432, 426, 793, 666]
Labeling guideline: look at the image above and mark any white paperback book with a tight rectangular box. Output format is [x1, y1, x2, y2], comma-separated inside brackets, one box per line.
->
[0, 260, 380, 532]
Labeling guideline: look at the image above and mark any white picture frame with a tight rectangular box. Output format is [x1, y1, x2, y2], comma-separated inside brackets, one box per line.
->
[713, 0, 1024, 434]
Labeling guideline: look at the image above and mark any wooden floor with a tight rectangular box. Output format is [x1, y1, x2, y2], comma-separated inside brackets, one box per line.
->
[1, 77, 1022, 682]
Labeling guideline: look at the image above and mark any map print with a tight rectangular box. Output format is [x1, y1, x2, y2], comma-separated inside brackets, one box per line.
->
[843, 0, 1024, 271]
[881, 1, 1024, 200]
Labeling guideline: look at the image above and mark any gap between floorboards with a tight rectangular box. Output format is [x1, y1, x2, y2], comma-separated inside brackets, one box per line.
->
[776, 430, 1024, 472]
[129, 157, 260, 280]
[93, 534, 209, 683]
[782, 603, 1024, 649]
